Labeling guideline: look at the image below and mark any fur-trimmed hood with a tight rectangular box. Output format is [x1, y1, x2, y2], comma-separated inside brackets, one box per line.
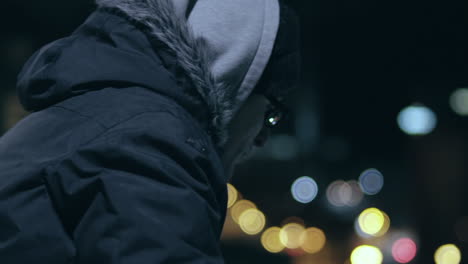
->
[17, 0, 280, 147]
[95, 0, 281, 146]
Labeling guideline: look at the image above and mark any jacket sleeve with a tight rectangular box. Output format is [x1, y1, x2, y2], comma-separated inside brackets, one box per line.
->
[44, 112, 227, 264]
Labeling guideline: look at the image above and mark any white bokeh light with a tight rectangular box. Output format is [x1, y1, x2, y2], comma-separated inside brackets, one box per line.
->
[291, 176, 318, 204]
[450, 88, 468, 116]
[326, 179, 364, 207]
[397, 104, 437, 135]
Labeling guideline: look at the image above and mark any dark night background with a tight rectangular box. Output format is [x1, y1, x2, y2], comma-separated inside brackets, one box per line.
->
[1, 0, 467, 263]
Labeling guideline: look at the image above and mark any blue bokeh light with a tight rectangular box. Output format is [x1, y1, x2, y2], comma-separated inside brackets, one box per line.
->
[359, 168, 384, 195]
[397, 105, 437, 135]
[291, 176, 319, 204]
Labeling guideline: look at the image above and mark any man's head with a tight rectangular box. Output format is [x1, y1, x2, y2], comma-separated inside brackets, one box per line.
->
[220, 91, 292, 177]
[221, 2, 301, 178]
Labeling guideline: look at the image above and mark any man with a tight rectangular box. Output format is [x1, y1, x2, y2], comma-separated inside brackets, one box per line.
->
[0, 0, 300, 263]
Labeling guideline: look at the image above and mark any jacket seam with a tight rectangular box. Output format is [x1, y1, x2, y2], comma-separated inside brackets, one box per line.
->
[43, 110, 208, 174]
[42, 110, 171, 173]
[50, 105, 108, 129]
[108, 88, 213, 148]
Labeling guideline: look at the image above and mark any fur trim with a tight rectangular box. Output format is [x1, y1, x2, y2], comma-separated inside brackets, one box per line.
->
[95, 0, 233, 147]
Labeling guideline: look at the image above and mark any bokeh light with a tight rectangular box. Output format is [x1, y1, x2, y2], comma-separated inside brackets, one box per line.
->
[326, 180, 350, 207]
[261, 227, 285, 253]
[434, 244, 461, 264]
[227, 183, 238, 208]
[357, 208, 389, 237]
[291, 176, 319, 204]
[327, 180, 364, 207]
[279, 223, 305, 249]
[392, 238, 417, 263]
[376, 211, 390, 237]
[350, 245, 383, 264]
[358, 168, 384, 195]
[230, 199, 257, 224]
[346, 180, 364, 206]
[300, 227, 326, 254]
[397, 104, 437, 135]
[238, 208, 266, 235]
[326, 180, 346, 207]
[354, 218, 372, 238]
[450, 88, 468, 116]
[357, 208, 383, 236]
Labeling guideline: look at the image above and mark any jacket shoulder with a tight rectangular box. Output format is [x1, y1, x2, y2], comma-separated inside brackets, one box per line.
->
[54, 86, 191, 128]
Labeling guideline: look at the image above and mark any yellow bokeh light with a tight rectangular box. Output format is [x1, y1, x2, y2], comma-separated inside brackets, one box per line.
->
[261, 227, 285, 253]
[279, 223, 305, 249]
[230, 199, 256, 224]
[434, 244, 461, 264]
[358, 208, 385, 236]
[227, 183, 238, 208]
[351, 245, 383, 264]
[375, 211, 390, 237]
[239, 208, 266, 235]
[300, 227, 326, 254]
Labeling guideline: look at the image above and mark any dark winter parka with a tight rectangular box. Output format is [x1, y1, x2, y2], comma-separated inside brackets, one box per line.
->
[0, 0, 300, 263]
[0, 0, 304, 264]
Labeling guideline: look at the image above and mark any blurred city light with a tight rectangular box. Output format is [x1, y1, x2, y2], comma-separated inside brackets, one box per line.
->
[291, 176, 319, 204]
[227, 183, 238, 208]
[326, 180, 351, 207]
[238, 208, 266, 235]
[358, 168, 384, 195]
[354, 218, 372, 239]
[392, 238, 417, 263]
[376, 212, 391, 237]
[355, 213, 389, 238]
[346, 180, 364, 206]
[350, 245, 383, 264]
[434, 244, 461, 264]
[279, 223, 305, 249]
[300, 227, 326, 254]
[326, 180, 363, 207]
[357, 208, 390, 237]
[270, 134, 300, 160]
[397, 104, 437, 135]
[449, 88, 468, 116]
[261, 227, 285, 253]
[230, 199, 257, 224]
